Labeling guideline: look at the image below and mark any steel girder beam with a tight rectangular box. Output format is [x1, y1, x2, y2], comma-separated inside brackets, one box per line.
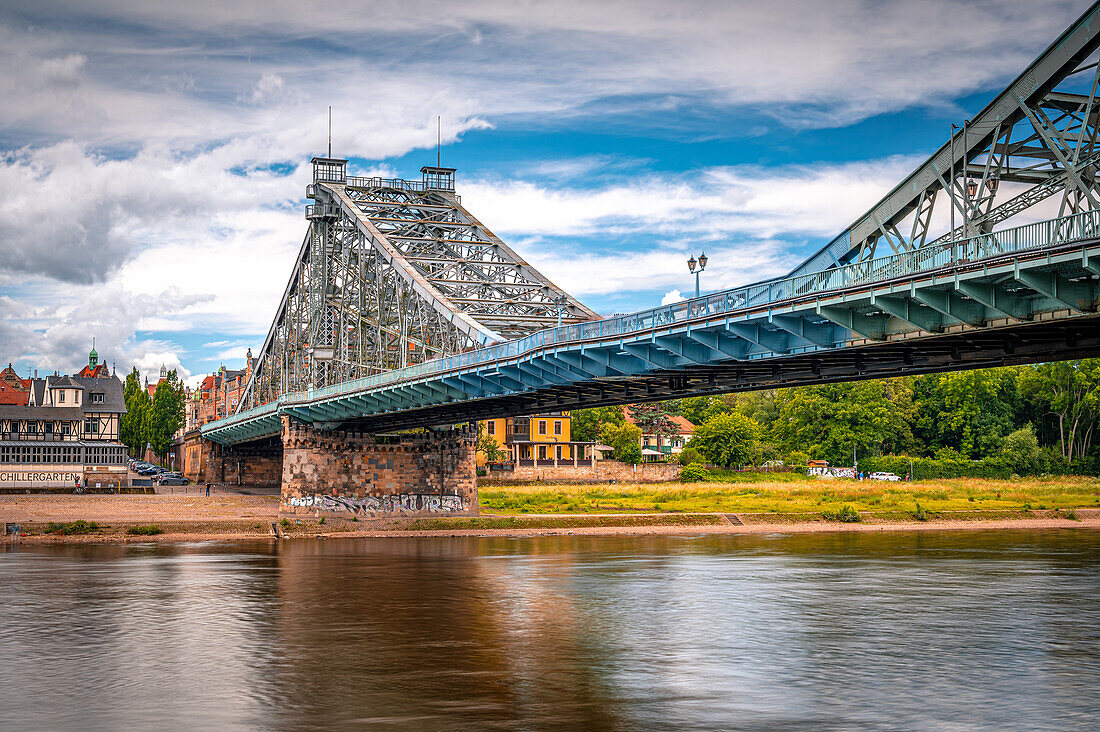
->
[788, 2, 1100, 276]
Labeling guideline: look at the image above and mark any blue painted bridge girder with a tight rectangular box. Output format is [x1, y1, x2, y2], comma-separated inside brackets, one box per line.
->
[203, 215, 1100, 446]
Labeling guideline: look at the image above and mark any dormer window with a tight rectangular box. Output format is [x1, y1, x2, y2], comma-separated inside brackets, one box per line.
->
[91, 393, 104, 404]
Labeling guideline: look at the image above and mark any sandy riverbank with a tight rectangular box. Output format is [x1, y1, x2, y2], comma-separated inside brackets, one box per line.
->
[2, 494, 1097, 544]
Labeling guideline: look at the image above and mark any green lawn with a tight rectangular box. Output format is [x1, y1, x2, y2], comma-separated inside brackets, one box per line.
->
[478, 474, 1100, 515]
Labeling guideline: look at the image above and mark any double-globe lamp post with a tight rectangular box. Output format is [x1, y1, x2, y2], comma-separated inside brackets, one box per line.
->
[687, 252, 708, 298]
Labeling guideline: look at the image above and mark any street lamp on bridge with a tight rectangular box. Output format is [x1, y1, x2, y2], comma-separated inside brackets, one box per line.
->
[687, 251, 708, 298]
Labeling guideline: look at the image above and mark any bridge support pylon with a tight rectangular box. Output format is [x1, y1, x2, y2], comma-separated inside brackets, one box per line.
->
[279, 417, 479, 519]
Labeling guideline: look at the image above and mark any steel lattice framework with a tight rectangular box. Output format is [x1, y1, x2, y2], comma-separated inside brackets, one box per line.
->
[791, 1, 1100, 280]
[241, 162, 597, 410]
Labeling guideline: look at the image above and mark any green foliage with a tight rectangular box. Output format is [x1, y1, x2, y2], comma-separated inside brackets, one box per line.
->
[1018, 360, 1100, 463]
[120, 367, 150, 456]
[279, 518, 290, 528]
[571, 406, 624, 443]
[772, 379, 915, 464]
[600, 421, 643, 463]
[678, 396, 730, 426]
[126, 525, 163, 536]
[1000, 425, 1049, 475]
[822, 504, 860, 522]
[46, 520, 101, 535]
[677, 446, 703, 465]
[476, 467, 488, 477]
[143, 369, 186, 458]
[914, 369, 1018, 458]
[785, 450, 810, 467]
[318, 517, 325, 525]
[912, 502, 928, 521]
[1063, 508, 1079, 521]
[679, 463, 711, 482]
[476, 423, 508, 463]
[693, 412, 761, 468]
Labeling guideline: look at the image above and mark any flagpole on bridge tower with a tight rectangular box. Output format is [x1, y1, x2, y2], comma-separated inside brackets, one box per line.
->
[328, 106, 332, 158]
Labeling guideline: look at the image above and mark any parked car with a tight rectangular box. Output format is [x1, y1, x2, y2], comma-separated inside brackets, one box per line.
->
[137, 466, 160, 476]
[871, 472, 901, 482]
[157, 475, 189, 486]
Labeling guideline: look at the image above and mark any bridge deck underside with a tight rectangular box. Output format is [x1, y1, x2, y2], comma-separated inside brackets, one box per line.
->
[204, 238, 1100, 445]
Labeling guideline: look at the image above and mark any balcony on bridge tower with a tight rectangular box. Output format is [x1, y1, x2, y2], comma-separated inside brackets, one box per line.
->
[311, 156, 347, 184]
[420, 165, 455, 191]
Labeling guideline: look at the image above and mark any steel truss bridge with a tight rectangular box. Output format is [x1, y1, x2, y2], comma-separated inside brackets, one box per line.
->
[204, 1, 1100, 447]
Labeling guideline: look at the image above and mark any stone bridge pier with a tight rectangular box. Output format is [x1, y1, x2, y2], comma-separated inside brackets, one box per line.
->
[201, 435, 283, 488]
[278, 417, 478, 518]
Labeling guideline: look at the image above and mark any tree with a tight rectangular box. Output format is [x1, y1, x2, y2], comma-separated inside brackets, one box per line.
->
[571, 405, 624, 443]
[1018, 360, 1100, 462]
[771, 379, 914, 464]
[120, 367, 150, 457]
[693, 413, 761, 468]
[599, 421, 642, 464]
[143, 369, 185, 458]
[477, 422, 508, 463]
[678, 396, 730, 426]
[1000, 425, 1049, 475]
[629, 402, 674, 451]
[912, 369, 1018, 458]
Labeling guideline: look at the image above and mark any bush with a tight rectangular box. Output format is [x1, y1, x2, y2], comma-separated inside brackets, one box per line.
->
[1000, 426, 1049, 475]
[476, 467, 487, 477]
[126, 525, 163, 536]
[679, 464, 711, 482]
[46, 520, 100, 535]
[912, 502, 928, 522]
[785, 450, 810, 467]
[823, 504, 860, 523]
[677, 447, 703, 465]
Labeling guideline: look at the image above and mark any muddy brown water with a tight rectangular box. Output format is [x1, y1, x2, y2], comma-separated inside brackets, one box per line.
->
[1, 529, 1098, 730]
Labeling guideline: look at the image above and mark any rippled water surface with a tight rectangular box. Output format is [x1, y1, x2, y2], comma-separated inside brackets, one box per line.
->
[2, 529, 1098, 730]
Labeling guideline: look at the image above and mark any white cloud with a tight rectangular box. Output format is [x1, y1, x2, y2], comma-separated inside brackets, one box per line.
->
[661, 289, 685, 305]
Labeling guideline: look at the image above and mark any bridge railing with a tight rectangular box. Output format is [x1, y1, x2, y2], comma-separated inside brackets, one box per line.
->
[212, 208, 1100, 428]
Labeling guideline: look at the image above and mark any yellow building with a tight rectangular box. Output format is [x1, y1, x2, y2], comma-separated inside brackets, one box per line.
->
[477, 412, 574, 465]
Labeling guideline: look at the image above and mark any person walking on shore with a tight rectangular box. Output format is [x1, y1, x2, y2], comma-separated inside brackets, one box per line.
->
[205, 482, 210, 497]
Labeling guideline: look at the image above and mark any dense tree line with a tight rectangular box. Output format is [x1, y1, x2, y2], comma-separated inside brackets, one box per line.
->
[571, 360, 1100, 475]
[119, 367, 186, 461]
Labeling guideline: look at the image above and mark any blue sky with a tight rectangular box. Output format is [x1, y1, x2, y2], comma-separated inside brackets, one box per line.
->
[0, 0, 1091, 386]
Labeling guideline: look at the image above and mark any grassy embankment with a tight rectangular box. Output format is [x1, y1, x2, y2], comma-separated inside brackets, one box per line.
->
[478, 473, 1100, 516]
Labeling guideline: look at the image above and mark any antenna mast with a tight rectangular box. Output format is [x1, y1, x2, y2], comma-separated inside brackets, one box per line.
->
[437, 116, 441, 167]
[328, 106, 332, 158]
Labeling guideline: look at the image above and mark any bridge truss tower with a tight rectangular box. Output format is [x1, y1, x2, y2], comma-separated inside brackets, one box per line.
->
[240, 160, 598, 410]
[790, 1, 1100, 279]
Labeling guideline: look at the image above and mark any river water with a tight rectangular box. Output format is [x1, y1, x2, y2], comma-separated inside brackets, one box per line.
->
[1, 529, 1098, 731]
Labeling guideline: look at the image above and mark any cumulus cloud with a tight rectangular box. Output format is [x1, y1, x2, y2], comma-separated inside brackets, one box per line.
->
[0, 0, 1089, 377]
[661, 289, 685, 305]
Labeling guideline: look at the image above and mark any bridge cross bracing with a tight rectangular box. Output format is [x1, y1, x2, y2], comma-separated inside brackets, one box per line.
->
[204, 1, 1100, 447]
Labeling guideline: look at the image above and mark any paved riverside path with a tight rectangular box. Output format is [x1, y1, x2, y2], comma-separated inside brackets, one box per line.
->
[0, 494, 279, 524]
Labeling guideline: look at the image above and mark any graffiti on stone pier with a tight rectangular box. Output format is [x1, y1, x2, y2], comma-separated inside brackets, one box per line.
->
[286, 493, 467, 513]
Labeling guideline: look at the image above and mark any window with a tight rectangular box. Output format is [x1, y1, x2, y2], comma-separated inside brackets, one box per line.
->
[26, 421, 37, 435]
[62, 422, 71, 435]
[58, 390, 65, 403]
[44, 422, 54, 435]
[554, 421, 562, 436]
[538, 420, 546, 435]
[85, 419, 99, 435]
[556, 446, 563, 460]
[91, 393, 104, 404]
[486, 421, 495, 436]
[538, 445, 547, 460]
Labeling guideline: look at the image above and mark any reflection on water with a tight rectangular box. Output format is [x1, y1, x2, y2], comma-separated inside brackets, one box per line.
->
[1, 530, 1098, 730]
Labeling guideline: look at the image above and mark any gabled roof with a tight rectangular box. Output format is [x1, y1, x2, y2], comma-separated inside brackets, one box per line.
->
[47, 375, 85, 390]
[77, 363, 110, 378]
[0, 384, 29, 405]
[29, 379, 46, 405]
[70, 374, 126, 414]
[623, 406, 695, 435]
